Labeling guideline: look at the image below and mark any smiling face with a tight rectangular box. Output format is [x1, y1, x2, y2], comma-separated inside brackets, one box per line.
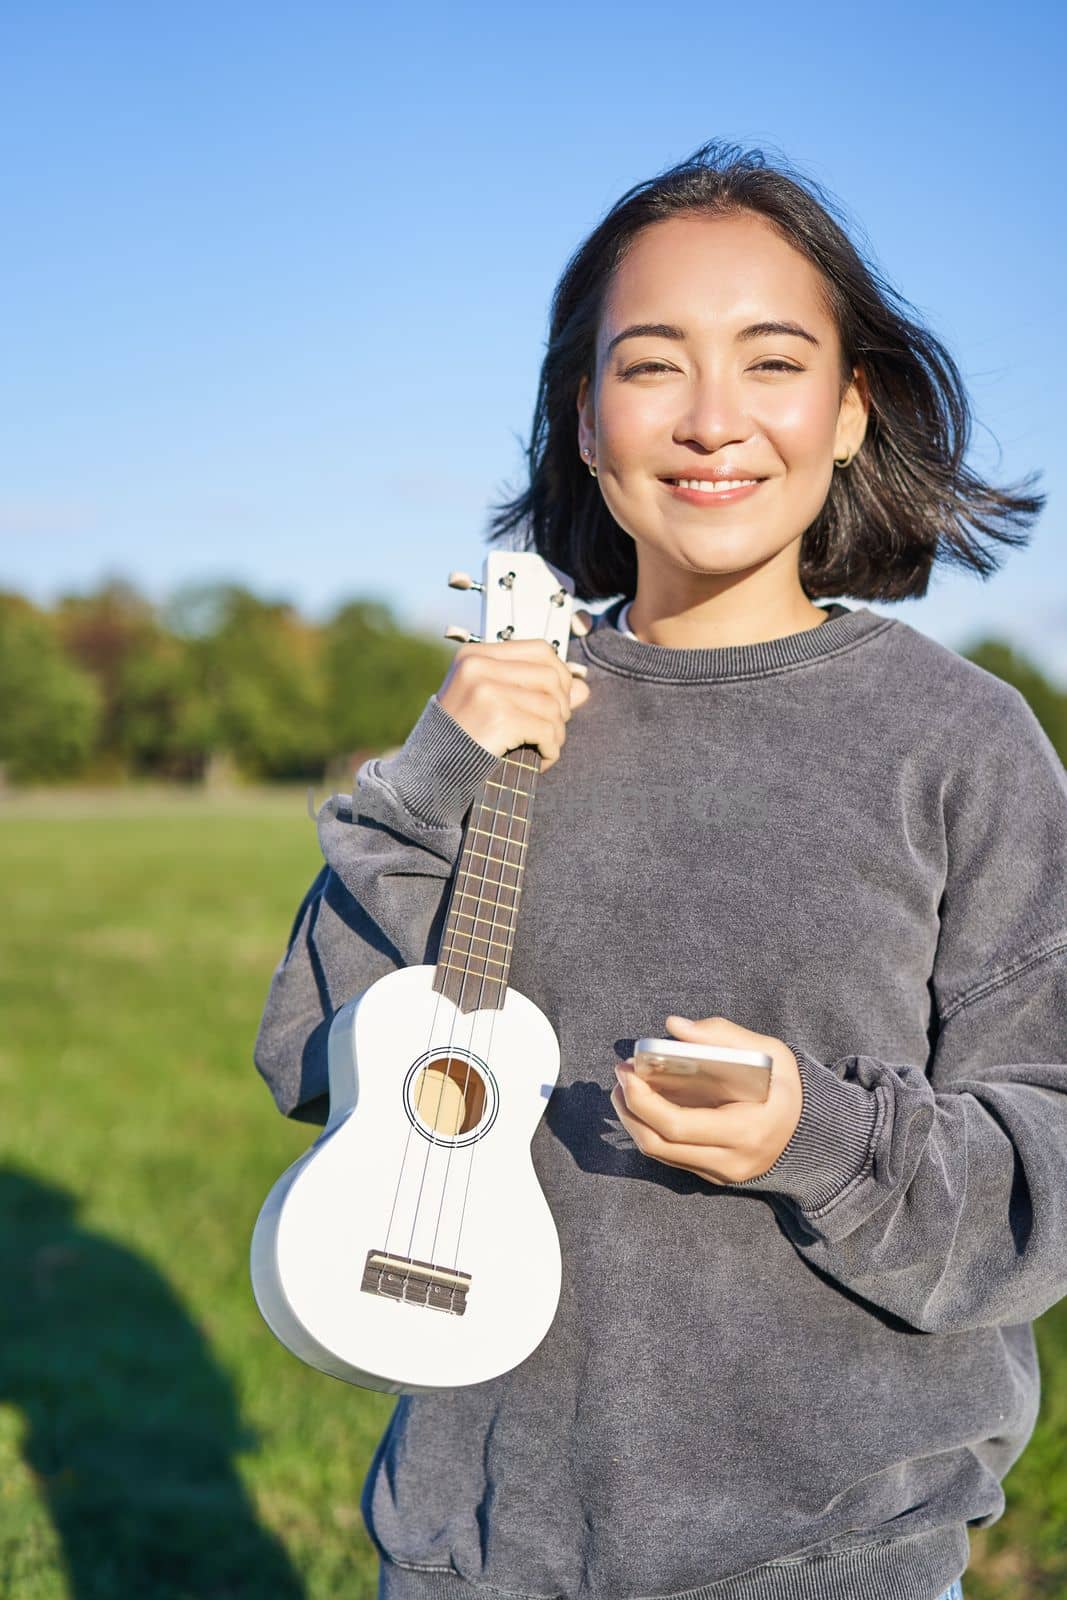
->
[576, 210, 868, 618]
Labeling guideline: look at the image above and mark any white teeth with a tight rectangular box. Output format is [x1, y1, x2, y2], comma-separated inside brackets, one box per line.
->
[672, 478, 758, 493]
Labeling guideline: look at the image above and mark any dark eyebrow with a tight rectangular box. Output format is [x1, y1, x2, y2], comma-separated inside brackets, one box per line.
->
[605, 319, 821, 355]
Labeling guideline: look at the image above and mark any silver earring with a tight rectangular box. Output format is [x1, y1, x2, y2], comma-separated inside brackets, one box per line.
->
[583, 447, 598, 479]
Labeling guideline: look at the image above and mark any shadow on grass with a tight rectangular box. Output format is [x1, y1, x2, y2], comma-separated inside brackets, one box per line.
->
[0, 1166, 304, 1599]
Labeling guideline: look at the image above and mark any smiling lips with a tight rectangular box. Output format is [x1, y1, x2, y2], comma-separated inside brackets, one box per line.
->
[666, 477, 760, 493]
[662, 476, 765, 505]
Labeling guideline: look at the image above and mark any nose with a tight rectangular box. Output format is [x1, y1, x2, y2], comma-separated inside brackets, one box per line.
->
[672, 371, 750, 453]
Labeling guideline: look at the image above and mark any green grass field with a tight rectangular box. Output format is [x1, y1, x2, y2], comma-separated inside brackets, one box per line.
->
[2, 786, 1066, 1599]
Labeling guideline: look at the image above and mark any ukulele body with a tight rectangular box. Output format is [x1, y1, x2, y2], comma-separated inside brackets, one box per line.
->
[251, 961, 563, 1393]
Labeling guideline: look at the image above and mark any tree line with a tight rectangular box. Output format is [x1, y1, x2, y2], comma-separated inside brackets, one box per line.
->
[0, 578, 454, 785]
[1, 578, 1064, 785]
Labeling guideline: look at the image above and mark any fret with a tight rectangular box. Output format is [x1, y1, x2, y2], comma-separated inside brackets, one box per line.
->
[470, 819, 531, 844]
[466, 804, 523, 829]
[477, 779, 533, 803]
[437, 955, 508, 974]
[434, 741, 541, 1013]
[446, 917, 516, 951]
[470, 821, 529, 846]
[452, 877, 521, 906]
[459, 854, 525, 879]
[470, 803, 531, 831]
[475, 779, 532, 800]
[450, 904, 517, 926]
[439, 950, 512, 976]
[452, 885, 521, 911]
[484, 778, 533, 798]
[431, 973, 506, 1013]
[439, 946, 513, 976]
[470, 832, 531, 857]
[456, 850, 526, 879]
[448, 913, 515, 942]
[449, 881, 517, 907]
[466, 808, 529, 832]
[458, 841, 527, 866]
[440, 925, 513, 955]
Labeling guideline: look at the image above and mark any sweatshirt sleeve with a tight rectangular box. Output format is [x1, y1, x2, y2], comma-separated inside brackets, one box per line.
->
[731, 682, 1067, 1335]
[252, 694, 502, 1124]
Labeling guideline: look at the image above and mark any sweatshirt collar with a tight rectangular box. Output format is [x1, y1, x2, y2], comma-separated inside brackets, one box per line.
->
[580, 597, 894, 682]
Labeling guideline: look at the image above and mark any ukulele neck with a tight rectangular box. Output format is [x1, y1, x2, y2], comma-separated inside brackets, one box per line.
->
[432, 746, 540, 1013]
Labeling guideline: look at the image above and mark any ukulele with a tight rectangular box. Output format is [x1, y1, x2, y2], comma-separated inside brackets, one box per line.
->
[251, 552, 576, 1393]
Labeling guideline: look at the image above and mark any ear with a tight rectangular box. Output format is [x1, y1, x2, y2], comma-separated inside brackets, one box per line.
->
[576, 373, 595, 462]
[834, 365, 870, 460]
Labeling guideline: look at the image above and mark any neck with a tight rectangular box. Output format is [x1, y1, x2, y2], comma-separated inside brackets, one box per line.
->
[625, 555, 828, 648]
[626, 594, 829, 649]
[433, 746, 540, 1014]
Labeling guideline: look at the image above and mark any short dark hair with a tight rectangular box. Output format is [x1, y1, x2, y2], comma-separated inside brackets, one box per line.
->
[485, 138, 1045, 604]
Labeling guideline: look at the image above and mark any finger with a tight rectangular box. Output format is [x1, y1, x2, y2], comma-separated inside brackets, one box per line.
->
[471, 636, 584, 708]
[459, 638, 576, 700]
[461, 638, 566, 662]
[665, 1013, 772, 1049]
[615, 1064, 753, 1144]
[503, 694, 565, 764]
[610, 1086, 731, 1184]
[507, 638, 579, 701]
[499, 682, 569, 737]
[499, 657, 575, 720]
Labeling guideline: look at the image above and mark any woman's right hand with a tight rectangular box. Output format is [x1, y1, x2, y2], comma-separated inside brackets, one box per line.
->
[436, 638, 591, 772]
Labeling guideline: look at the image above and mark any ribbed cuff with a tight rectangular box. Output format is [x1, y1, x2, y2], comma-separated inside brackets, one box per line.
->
[367, 695, 503, 830]
[730, 1044, 879, 1212]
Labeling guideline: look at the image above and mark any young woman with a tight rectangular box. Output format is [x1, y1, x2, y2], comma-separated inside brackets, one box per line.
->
[254, 141, 1065, 1600]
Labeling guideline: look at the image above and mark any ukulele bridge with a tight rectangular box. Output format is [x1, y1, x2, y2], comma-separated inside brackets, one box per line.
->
[361, 1249, 471, 1315]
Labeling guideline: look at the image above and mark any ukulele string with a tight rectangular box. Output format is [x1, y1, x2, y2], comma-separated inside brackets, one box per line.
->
[379, 884, 452, 1267]
[388, 575, 559, 1301]
[446, 746, 529, 1276]
[400, 672, 509, 1269]
[430, 737, 526, 1273]
[443, 588, 555, 1277]
[419, 569, 526, 1272]
[380, 621, 515, 1268]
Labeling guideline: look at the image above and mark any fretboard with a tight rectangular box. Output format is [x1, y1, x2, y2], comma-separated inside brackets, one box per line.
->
[432, 746, 540, 1013]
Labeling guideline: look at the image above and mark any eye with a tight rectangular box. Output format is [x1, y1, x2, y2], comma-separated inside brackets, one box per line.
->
[621, 358, 803, 378]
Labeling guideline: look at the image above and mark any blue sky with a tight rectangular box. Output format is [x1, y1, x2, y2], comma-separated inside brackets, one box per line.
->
[1, 1, 1064, 679]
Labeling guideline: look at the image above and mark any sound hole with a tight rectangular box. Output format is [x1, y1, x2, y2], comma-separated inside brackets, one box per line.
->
[412, 1057, 488, 1137]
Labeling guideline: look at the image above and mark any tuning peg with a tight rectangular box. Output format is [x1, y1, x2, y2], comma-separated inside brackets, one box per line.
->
[444, 625, 483, 644]
[448, 570, 484, 592]
[570, 608, 593, 637]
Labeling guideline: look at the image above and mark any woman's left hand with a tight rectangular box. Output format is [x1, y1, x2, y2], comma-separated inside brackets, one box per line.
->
[610, 1014, 804, 1187]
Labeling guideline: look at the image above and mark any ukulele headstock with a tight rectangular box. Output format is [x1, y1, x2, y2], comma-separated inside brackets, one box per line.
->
[447, 553, 576, 654]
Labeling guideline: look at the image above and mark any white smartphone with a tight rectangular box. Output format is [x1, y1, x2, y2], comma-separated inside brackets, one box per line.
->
[632, 1037, 773, 1107]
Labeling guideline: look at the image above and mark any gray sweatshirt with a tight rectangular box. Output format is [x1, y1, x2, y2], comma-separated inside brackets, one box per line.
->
[253, 598, 1067, 1600]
